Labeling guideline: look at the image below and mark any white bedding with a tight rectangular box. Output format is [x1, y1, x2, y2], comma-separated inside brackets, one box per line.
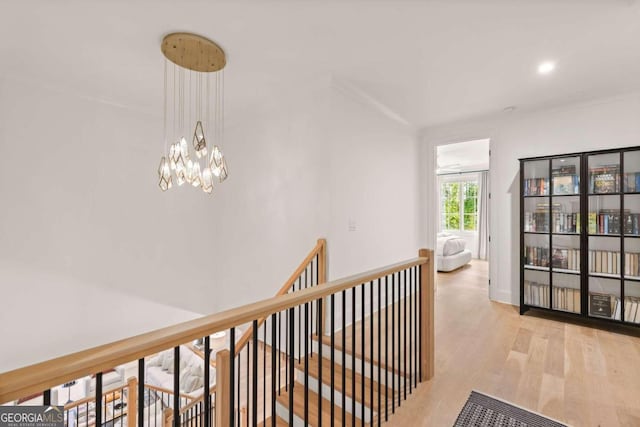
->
[436, 233, 467, 256]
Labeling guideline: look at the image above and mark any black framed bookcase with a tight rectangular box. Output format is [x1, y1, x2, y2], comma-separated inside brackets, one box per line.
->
[520, 146, 640, 327]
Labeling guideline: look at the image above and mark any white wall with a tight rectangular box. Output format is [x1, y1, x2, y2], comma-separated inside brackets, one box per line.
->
[422, 92, 640, 304]
[326, 86, 420, 327]
[327, 87, 420, 279]
[0, 260, 201, 372]
[0, 76, 421, 370]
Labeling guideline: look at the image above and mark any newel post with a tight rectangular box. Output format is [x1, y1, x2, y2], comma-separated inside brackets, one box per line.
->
[126, 377, 137, 427]
[419, 248, 435, 381]
[163, 408, 173, 427]
[216, 349, 231, 427]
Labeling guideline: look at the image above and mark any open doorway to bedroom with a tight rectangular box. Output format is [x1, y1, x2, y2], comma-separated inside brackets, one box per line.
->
[436, 139, 490, 293]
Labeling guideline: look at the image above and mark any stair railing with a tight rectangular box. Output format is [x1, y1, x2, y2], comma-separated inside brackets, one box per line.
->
[0, 246, 434, 427]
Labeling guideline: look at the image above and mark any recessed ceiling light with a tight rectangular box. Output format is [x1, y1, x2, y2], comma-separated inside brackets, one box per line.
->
[538, 61, 556, 75]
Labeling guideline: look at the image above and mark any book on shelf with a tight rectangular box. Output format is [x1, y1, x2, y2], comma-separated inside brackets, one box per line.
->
[625, 297, 640, 323]
[623, 172, 640, 192]
[589, 293, 621, 320]
[624, 213, 640, 235]
[523, 177, 549, 196]
[589, 164, 620, 193]
[624, 252, 640, 277]
[588, 209, 626, 235]
[551, 248, 580, 271]
[524, 280, 549, 307]
[525, 246, 549, 267]
[552, 165, 579, 195]
[552, 286, 581, 313]
[552, 212, 580, 233]
[524, 203, 580, 233]
[588, 250, 621, 275]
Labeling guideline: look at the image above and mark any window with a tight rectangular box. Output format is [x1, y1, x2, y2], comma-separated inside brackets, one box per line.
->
[440, 178, 478, 232]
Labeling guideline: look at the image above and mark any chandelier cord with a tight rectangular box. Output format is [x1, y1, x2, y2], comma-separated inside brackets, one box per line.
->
[222, 69, 224, 147]
[163, 59, 167, 154]
[173, 63, 176, 144]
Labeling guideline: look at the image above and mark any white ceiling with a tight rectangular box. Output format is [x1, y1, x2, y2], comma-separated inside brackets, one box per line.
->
[1, 0, 639, 131]
[437, 139, 490, 173]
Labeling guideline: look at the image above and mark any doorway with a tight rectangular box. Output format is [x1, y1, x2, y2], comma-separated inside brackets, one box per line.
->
[435, 139, 490, 293]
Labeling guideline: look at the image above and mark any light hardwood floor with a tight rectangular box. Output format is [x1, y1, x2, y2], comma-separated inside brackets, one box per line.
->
[385, 259, 640, 427]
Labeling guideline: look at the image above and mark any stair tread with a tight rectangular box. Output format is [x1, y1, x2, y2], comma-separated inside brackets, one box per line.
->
[297, 356, 397, 410]
[276, 383, 363, 427]
[258, 417, 288, 427]
[315, 334, 413, 378]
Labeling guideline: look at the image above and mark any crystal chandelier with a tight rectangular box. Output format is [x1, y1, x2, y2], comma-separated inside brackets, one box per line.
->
[158, 33, 228, 194]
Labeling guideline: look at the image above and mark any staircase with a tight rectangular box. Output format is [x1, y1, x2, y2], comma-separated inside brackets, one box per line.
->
[0, 241, 434, 427]
[262, 295, 417, 427]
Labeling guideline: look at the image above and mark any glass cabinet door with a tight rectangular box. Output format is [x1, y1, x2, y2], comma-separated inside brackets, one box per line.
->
[588, 195, 620, 236]
[524, 270, 550, 308]
[524, 234, 550, 270]
[588, 152, 620, 194]
[624, 280, 640, 324]
[523, 159, 550, 196]
[552, 156, 580, 196]
[553, 272, 581, 314]
[589, 277, 621, 321]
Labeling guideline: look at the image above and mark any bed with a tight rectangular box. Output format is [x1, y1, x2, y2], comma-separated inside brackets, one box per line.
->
[436, 232, 472, 272]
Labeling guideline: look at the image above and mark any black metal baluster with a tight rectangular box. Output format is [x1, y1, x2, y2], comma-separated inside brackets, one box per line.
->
[237, 351, 241, 426]
[377, 278, 382, 426]
[317, 298, 323, 427]
[361, 284, 366, 424]
[43, 390, 51, 406]
[305, 301, 309, 426]
[263, 322, 267, 426]
[392, 273, 396, 414]
[252, 321, 258, 427]
[271, 314, 277, 427]
[286, 309, 289, 392]
[409, 268, 413, 394]
[331, 293, 335, 427]
[230, 327, 236, 427]
[351, 287, 356, 427]
[138, 358, 145, 427]
[403, 269, 407, 403]
[370, 281, 374, 425]
[311, 258, 315, 342]
[288, 307, 295, 427]
[415, 266, 418, 387]
[385, 275, 389, 422]
[95, 373, 103, 427]
[246, 344, 250, 427]
[204, 336, 211, 427]
[315, 257, 319, 335]
[342, 290, 346, 427]
[299, 276, 302, 361]
[278, 312, 281, 395]
[419, 265, 422, 383]
[173, 347, 180, 427]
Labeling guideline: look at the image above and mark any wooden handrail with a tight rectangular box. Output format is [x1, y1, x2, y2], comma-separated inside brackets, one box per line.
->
[234, 238, 326, 354]
[62, 383, 127, 411]
[179, 240, 326, 420]
[143, 384, 196, 402]
[0, 253, 429, 404]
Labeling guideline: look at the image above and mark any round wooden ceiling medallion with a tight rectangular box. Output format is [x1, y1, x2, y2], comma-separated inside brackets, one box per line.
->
[161, 32, 226, 73]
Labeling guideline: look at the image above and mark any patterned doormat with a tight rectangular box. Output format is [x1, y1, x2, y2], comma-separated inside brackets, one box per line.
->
[454, 391, 568, 427]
